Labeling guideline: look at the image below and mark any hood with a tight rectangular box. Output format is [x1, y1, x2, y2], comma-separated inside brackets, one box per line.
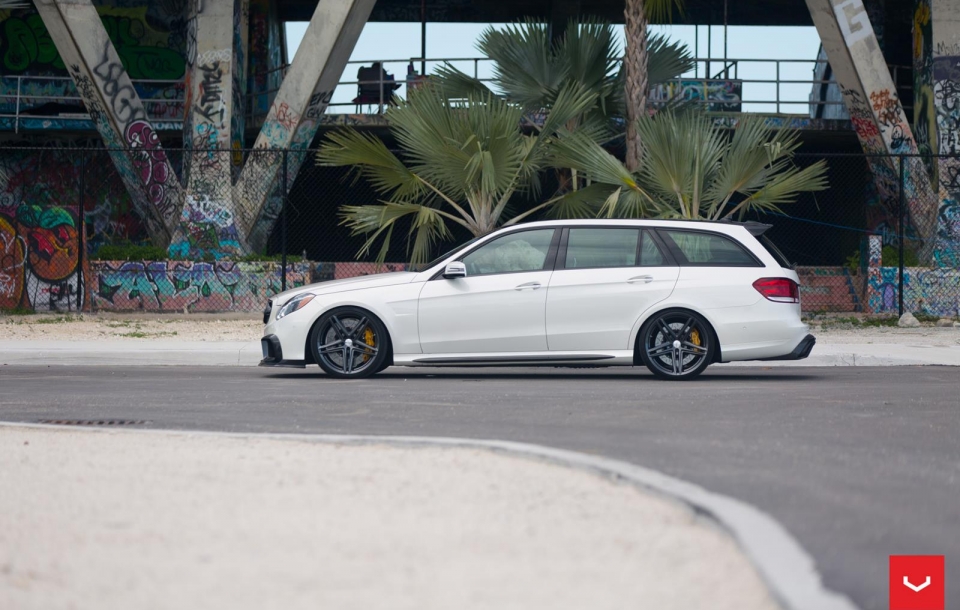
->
[271, 271, 420, 305]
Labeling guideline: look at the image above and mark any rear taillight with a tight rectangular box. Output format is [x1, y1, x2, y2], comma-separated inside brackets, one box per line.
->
[753, 277, 800, 303]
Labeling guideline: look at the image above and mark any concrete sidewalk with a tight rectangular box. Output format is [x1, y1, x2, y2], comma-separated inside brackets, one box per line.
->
[1, 338, 959, 367]
[0, 425, 779, 610]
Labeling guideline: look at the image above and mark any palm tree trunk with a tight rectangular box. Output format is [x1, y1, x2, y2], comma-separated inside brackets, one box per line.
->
[624, 0, 649, 172]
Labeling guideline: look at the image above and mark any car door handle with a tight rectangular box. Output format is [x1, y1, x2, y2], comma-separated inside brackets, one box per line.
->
[627, 275, 654, 284]
[515, 282, 542, 291]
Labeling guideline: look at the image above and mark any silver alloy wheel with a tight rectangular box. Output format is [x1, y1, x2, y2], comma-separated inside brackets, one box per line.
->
[316, 314, 380, 375]
[643, 313, 710, 377]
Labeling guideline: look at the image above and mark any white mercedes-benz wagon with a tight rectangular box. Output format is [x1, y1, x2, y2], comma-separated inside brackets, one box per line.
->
[260, 219, 814, 380]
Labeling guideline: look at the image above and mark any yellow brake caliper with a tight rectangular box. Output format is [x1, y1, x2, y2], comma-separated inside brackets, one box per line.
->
[690, 329, 701, 347]
[363, 327, 376, 362]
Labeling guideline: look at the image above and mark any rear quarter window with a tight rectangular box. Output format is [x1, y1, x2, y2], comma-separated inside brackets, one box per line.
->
[658, 229, 761, 267]
[758, 235, 794, 270]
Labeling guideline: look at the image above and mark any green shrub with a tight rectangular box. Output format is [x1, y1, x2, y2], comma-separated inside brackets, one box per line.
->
[845, 244, 919, 273]
[95, 243, 168, 261]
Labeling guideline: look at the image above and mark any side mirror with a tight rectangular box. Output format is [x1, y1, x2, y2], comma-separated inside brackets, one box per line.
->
[443, 261, 466, 279]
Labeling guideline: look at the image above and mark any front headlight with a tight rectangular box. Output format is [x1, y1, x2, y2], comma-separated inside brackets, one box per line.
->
[275, 293, 316, 320]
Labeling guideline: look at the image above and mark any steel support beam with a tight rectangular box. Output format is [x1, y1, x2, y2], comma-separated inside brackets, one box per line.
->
[234, 0, 377, 253]
[34, 0, 183, 248]
[806, 0, 941, 261]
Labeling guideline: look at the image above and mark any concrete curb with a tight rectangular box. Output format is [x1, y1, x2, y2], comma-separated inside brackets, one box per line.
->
[0, 422, 859, 610]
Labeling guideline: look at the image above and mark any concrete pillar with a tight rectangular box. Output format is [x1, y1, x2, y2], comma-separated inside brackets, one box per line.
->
[920, 0, 960, 265]
[34, 0, 183, 248]
[234, 0, 377, 253]
[806, 0, 941, 262]
[171, 0, 245, 259]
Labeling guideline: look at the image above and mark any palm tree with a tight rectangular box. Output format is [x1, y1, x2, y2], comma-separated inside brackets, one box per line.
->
[316, 84, 597, 265]
[624, 0, 686, 171]
[551, 109, 829, 220]
[435, 18, 693, 138]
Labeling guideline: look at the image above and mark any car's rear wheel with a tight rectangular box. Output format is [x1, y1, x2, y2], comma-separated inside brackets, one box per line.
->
[639, 310, 715, 380]
[310, 307, 389, 379]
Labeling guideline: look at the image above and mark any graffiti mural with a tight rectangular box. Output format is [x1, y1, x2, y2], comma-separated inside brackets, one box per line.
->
[84, 260, 410, 313]
[868, 266, 960, 316]
[932, 38, 960, 265]
[0, 5, 185, 79]
[0, 204, 86, 312]
[649, 79, 742, 112]
[248, 0, 284, 116]
[91, 260, 304, 312]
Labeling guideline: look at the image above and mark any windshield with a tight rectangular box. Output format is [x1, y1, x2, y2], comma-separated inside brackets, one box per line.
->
[411, 236, 484, 271]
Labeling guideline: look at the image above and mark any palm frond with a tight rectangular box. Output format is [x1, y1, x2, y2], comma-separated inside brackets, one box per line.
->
[723, 161, 830, 218]
[633, 109, 725, 217]
[645, 32, 696, 84]
[317, 129, 425, 202]
[643, 0, 686, 23]
[478, 20, 565, 110]
[407, 204, 455, 265]
[432, 64, 497, 99]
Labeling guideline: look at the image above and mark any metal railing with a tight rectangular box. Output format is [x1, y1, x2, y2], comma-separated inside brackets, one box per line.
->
[0, 74, 184, 133]
[0, 56, 914, 130]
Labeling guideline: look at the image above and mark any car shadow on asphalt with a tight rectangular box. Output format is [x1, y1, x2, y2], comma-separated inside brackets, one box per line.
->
[262, 368, 819, 382]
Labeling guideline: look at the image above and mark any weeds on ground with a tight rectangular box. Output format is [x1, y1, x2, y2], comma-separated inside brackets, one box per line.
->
[805, 315, 899, 329]
[34, 315, 84, 324]
[119, 330, 178, 338]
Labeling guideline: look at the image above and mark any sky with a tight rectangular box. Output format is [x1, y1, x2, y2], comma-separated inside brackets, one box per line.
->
[285, 22, 823, 114]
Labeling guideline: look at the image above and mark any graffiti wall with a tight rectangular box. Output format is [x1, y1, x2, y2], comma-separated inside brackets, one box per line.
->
[0, 145, 146, 312]
[649, 79, 742, 112]
[868, 266, 960, 316]
[0, 4, 186, 79]
[248, 0, 284, 117]
[0, 203, 87, 312]
[931, 12, 960, 266]
[89, 260, 407, 312]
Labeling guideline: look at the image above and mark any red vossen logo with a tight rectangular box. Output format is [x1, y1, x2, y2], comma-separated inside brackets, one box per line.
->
[889, 555, 945, 610]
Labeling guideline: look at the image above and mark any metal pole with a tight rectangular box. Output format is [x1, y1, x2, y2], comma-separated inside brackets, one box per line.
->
[776, 62, 780, 114]
[420, 0, 427, 76]
[15, 76, 21, 134]
[898, 154, 905, 317]
[723, 0, 728, 77]
[707, 25, 711, 79]
[281, 150, 288, 292]
[695, 25, 699, 77]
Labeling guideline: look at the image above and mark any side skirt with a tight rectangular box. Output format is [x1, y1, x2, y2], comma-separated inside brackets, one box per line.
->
[394, 351, 635, 367]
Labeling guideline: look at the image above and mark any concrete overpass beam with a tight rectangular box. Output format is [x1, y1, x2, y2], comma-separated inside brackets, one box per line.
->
[34, 0, 183, 249]
[234, 0, 377, 253]
[806, 0, 941, 261]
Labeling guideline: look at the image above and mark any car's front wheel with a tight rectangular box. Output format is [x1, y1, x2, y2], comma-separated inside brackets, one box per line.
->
[310, 307, 389, 379]
[638, 310, 715, 380]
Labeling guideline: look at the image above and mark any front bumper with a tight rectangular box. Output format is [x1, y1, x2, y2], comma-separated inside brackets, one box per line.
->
[258, 334, 306, 368]
[757, 334, 816, 361]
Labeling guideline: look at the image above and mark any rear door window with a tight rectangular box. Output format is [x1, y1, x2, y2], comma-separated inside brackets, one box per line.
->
[658, 229, 760, 267]
[564, 228, 639, 269]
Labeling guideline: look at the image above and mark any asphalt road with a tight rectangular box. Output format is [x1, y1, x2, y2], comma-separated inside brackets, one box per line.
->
[1, 364, 958, 610]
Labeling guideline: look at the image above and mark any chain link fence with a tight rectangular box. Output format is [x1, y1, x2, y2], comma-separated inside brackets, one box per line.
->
[1, 146, 958, 316]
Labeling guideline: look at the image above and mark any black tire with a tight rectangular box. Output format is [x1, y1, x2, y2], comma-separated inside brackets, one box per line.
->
[638, 309, 716, 380]
[310, 307, 390, 379]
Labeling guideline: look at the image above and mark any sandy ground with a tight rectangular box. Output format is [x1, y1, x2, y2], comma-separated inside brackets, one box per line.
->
[2, 312, 959, 345]
[0, 314, 260, 341]
[0, 426, 777, 610]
